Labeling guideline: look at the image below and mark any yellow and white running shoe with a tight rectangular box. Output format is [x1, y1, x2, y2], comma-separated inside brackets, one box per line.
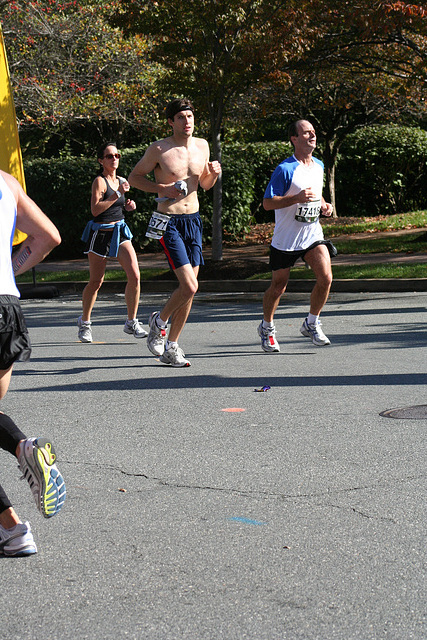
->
[18, 437, 66, 518]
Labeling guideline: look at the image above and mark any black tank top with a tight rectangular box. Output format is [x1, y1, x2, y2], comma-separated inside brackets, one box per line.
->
[97, 176, 126, 224]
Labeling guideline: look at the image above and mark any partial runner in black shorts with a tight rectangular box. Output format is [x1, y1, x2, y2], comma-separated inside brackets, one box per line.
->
[0, 295, 31, 370]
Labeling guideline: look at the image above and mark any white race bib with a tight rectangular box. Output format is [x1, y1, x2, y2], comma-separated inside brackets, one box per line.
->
[295, 200, 322, 224]
[145, 211, 171, 240]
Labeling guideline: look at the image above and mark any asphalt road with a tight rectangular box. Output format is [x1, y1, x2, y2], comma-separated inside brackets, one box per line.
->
[0, 290, 426, 640]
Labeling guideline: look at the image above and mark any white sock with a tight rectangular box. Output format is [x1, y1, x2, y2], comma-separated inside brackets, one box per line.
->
[262, 320, 274, 330]
[155, 315, 167, 329]
[166, 340, 177, 351]
[307, 313, 319, 325]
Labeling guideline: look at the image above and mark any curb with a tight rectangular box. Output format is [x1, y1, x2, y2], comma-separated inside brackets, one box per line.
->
[18, 278, 427, 299]
[18, 284, 61, 299]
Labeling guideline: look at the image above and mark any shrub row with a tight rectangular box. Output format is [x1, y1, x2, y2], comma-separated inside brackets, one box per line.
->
[336, 125, 427, 216]
[24, 126, 427, 259]
[24, 141, 289, 258]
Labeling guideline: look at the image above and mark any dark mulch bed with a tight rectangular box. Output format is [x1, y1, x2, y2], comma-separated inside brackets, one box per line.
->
[221, 218, 366, 247]
[148, 219, 427, 281]
[153, 257, 271, 281]
[199, 258, 271, 281]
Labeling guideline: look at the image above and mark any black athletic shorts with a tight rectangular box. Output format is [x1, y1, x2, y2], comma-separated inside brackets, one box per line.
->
[270, 240, 337, 270]
[0, 295, 31, 370]
[83, 226, 131, 258]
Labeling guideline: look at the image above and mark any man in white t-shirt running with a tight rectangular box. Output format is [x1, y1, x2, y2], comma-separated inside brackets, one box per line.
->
[258, 119, 334, 353]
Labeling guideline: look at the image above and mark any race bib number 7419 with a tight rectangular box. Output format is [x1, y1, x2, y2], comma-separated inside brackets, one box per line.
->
[295, 199, 322, 224]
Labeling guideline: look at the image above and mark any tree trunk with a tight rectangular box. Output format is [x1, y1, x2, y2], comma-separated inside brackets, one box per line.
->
[210, 128, 223, 261]
[327, 162, 337, 217]
[322, 139, 338, 217]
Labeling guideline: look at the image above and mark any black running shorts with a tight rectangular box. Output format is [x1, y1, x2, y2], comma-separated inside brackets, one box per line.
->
[83, 226, 131, 258]
[269, 240, 336, 270]
[0, 295, 31, 370]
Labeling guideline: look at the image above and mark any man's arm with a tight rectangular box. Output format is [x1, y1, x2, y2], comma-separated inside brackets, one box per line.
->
[198, 141, 221, 191]
[199, 161, 221, 191]
[263, 188, 318, 211]
[128, 144, 181, 200]
[321, 198, 333, 216]
[3, 171, 61, 276]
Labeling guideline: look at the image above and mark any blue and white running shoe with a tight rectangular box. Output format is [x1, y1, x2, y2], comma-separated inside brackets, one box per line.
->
[300, 319, 331, 346]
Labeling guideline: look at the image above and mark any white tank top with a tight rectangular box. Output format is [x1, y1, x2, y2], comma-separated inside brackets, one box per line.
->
[0, 173, 20, 297]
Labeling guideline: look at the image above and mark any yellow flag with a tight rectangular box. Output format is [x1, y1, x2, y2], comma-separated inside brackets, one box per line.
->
[0, 25, 27, 245]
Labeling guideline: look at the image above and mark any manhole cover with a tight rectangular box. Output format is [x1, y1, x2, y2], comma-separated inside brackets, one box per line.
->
[380, 405, 427, 420]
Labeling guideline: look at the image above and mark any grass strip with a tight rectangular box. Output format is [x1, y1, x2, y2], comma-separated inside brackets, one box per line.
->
[16, 268, 169, 284]
[334, 234, 426, 254]
[322, 210, 427, 236]
[249, 263, 427, 281]
[16, 263, 426, 283]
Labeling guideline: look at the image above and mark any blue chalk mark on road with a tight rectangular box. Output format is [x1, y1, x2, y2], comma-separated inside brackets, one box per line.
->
[229, 517, 268, 526]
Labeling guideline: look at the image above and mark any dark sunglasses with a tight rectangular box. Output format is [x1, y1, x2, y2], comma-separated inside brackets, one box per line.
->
[104, 153, 121, 160]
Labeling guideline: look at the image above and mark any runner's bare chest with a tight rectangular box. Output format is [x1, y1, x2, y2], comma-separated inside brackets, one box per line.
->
[157, 143, 205, 181]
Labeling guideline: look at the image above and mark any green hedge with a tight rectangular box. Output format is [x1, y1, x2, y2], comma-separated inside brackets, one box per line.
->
[23, 127, 427, 258]
[336, 125, 427, 216]
[24, 148, 156, 259]
[24, 141, 290, 258]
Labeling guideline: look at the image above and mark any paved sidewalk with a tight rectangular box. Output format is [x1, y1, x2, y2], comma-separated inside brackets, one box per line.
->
[33, 243, 427, 273]
[32, 225, 427, 271]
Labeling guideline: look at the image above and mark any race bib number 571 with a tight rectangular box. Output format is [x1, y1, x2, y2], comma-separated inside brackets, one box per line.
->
[145, 211, 171, 240]
[295, 200, 322, 223]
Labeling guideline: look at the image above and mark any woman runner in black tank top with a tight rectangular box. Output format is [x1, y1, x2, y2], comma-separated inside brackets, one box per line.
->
[77, 142, 148, 343]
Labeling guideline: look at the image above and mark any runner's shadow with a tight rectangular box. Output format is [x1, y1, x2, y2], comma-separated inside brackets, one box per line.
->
[16, 371, 427, 394]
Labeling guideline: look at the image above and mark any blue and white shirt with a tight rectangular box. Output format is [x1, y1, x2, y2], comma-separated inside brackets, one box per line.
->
[264, 154, 325, 251]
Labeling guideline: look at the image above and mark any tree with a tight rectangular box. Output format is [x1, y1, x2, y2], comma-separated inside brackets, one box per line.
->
[270, 64, 427, 215]
[280, 0, 427, 213]
[1, 0, 163, 155]
[3, 0, 425, 227]
[111, 0, 309, 260]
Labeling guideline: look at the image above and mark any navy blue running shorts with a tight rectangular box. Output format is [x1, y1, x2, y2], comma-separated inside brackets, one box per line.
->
[160, 211, 204, 270]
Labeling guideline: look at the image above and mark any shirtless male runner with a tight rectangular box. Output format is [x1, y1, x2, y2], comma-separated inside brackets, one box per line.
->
[129, 98, 221, 367]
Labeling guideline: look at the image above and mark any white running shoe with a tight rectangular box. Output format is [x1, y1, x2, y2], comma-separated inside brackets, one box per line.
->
[0, 521, 37, 556]
[77, 316, 92, 343]
[257, 322, 280, 352]
[18, 437, 66, 518]
[159, 344, 191, 367]
[123, 319, 148, 339]
[147, 312, 167, 356]
[300, 319, 331, 346]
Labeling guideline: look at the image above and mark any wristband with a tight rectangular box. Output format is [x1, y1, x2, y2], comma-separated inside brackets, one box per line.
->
[115, 190, 121, 198]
